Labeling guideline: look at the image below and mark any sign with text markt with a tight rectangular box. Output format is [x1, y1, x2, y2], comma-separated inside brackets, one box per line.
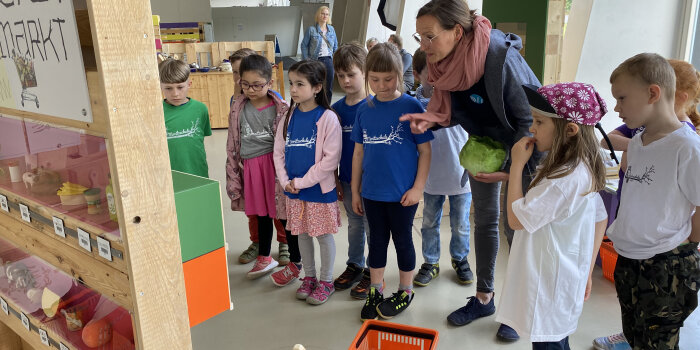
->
[0, 0, 93, 122]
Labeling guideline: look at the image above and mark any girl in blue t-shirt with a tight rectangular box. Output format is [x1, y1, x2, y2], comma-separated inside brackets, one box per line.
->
[273, 60, 342, 305]
[351, 43, 433, 321]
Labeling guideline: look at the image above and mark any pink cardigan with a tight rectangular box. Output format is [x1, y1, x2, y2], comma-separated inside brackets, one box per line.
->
[273, 107, 341, 194]
[225, 91, 289, 218]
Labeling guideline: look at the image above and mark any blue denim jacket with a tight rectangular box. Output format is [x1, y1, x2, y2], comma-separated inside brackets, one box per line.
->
[301, 24, 338, 60]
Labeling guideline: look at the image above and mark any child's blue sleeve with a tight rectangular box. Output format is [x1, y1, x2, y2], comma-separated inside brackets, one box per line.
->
[351, 110, 363, 144]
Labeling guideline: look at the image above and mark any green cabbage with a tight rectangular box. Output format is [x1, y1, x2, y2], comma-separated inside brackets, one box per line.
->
[459, 135, 507, 174]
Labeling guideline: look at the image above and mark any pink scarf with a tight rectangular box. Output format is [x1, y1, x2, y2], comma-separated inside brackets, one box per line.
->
[422, 16, 491, 126]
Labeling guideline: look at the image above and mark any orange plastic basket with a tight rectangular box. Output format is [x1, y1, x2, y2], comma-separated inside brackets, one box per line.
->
[600, 239, 618, 283]
[350, 320, 439, 350]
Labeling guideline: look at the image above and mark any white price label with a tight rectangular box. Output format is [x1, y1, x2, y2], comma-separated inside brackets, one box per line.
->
[19, 203, 30, 222]
[39, 328, 49, 345]
[52, 217, 65, 238]
[0, 194, 8, 212]
[20, 312, 29, 331]
[0, 297, 8, 315]
[59, 343, 69, 350]
[77, 228, 91, 252]
[96, 236, 112, 261]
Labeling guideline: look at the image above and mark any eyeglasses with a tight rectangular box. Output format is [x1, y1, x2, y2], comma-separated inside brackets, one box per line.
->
[240, 80, 270, 91]
[413, 29, 446, 47]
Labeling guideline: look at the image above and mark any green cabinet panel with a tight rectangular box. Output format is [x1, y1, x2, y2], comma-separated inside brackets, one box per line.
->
[172, 170, 225, 262]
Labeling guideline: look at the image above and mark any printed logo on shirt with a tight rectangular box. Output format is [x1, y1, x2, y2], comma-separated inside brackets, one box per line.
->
[286, 130, 316, 149]
[625, 165, 654, 185]
[241, 118, 273, 140]
[470, 94, 484, 104]
[363, 123, 403, 145]
[167, 119, 201, 139]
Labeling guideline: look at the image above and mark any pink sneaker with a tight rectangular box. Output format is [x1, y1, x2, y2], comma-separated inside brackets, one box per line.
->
[306, 280, 335, 305]
[296, 277, 317, 300]
[246, 256, 278, 279]
[270, 263, 301, 287]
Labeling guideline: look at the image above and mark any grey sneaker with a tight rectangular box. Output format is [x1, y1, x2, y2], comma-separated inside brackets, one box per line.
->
[238, 242, 259, 264]
[413, 263, 439, 287]
[278, 243, 290, 266]
[452, 258, 473, 285]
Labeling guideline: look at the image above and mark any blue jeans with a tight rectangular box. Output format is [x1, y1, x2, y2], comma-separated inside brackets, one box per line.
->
[420, 192, 472, 264]
[318, 56, 334, 103]
[340, 181, 369, 267]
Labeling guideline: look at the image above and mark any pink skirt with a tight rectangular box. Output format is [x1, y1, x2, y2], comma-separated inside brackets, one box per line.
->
[285, 198, 341, 237]
[243, 152, 277, 217]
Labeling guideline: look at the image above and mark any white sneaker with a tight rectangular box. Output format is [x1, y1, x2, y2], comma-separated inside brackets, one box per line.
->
[593, 333, 631, 350]
[246, 256, 278, 279]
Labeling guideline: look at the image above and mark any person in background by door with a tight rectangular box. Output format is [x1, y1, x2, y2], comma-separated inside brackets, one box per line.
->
[300, 6, 338, 103]
[388, 34, 414, 91]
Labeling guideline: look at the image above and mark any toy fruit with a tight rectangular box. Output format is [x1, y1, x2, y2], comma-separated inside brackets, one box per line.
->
[82, 317, 113, 348]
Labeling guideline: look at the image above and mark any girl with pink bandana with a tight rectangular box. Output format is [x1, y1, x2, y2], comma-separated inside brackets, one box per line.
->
[496, 82, 610, 349]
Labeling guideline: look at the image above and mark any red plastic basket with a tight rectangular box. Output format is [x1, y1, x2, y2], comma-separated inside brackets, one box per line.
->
[350, 320, 439, 350]
[600, 239, 618, 283]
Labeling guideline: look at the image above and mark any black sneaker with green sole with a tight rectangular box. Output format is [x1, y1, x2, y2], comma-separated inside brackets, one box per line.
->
[376, 290, 414, 319]
[360, 287, 384, 321]
[452, 258, 474, 285]
[413, 263, 439, 286]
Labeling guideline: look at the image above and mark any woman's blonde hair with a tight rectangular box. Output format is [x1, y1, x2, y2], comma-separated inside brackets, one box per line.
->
[315, 6, 332, 25]
[529, 116, 606, 195]
[364, 43, 404, 99]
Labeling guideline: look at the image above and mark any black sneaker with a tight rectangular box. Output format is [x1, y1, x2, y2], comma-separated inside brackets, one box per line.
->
[334, 264, 363, 290]
[413, 263, 439, 287]
[451, 258, 474, 285]
[447, 296, 495, 326]
[376, 290, 414, 319]
[360, 287, 384, 321]
[350, 269, 371, 299]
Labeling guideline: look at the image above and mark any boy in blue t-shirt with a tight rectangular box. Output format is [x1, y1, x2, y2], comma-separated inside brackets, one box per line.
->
[411, 49, 474, 287]
[330, 43, 372, 299]
[159, 59, 212, 178]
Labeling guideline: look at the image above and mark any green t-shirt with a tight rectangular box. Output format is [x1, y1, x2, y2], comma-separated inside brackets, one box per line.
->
[163, 98, 212, 177]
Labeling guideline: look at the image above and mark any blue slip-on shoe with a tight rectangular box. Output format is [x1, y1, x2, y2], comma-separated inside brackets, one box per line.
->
[496, 323, 520, 342]
[447, 296, 496, 326]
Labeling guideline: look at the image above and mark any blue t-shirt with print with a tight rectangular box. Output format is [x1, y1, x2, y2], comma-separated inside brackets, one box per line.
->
[284, 106, 337, 203]
[332, 97, 367, 183]
[351, 94, 433, 202]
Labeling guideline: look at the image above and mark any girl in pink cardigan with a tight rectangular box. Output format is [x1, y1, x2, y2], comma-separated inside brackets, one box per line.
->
[225, 55, 303, 285]
[274, 60, 342, 305]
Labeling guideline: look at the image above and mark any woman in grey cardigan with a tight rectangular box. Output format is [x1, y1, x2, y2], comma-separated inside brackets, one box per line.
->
[401, 0, 542, 342]
[300, 6, 338, 103]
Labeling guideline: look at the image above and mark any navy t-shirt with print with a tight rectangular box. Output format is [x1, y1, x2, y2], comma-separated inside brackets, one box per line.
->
[351, 94, 433, 202]
[284, 106, 337, 203]
[332, 97, 367, 183]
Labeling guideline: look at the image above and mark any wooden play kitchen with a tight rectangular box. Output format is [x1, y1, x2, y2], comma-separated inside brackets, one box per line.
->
[0, 1, 230, 349]
[160, 41, 285, 129]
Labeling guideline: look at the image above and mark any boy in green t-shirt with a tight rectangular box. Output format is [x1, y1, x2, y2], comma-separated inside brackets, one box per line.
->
[159, 59, 212, 177]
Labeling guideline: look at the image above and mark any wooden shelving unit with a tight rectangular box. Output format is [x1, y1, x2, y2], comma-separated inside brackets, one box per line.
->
[0, 0, 192, 349]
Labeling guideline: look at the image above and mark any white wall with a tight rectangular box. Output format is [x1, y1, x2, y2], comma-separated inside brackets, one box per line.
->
[211, 0, 262, 6]
[151, 0, 213, 22]
[211, 6, 302, 57]
[574, 0, 685, 133]
[366, 0, 396, 45]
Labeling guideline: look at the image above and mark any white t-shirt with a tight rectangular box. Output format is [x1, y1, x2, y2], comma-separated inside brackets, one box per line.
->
[424, 126, 471, 196]
[496, 162, 607, 342]
[319, 28, 330, 57]
[607, 126, 700, 259]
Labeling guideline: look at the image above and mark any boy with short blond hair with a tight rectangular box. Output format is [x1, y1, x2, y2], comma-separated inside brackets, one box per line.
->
[159, 59, 212, 178]
[607, 52, 700, 349]
[331, 42, 373, 299]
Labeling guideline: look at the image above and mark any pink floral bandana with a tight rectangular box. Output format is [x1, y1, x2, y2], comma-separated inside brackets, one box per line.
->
[523, 82, 607, 125]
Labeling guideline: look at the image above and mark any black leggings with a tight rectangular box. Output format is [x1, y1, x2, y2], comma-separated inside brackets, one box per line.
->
[279, 219, 301, 263]
[257, 216, 274, 256]
[363, 198, 417, 271]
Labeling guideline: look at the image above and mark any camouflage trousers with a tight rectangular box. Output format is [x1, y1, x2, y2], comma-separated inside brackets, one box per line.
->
[614, 242, 700, 350]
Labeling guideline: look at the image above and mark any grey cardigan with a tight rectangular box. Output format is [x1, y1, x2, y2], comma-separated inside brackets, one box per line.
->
[449, 29, 542, 173]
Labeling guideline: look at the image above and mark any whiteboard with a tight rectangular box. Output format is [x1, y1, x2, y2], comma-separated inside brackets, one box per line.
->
[0, 0, 93, 122]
